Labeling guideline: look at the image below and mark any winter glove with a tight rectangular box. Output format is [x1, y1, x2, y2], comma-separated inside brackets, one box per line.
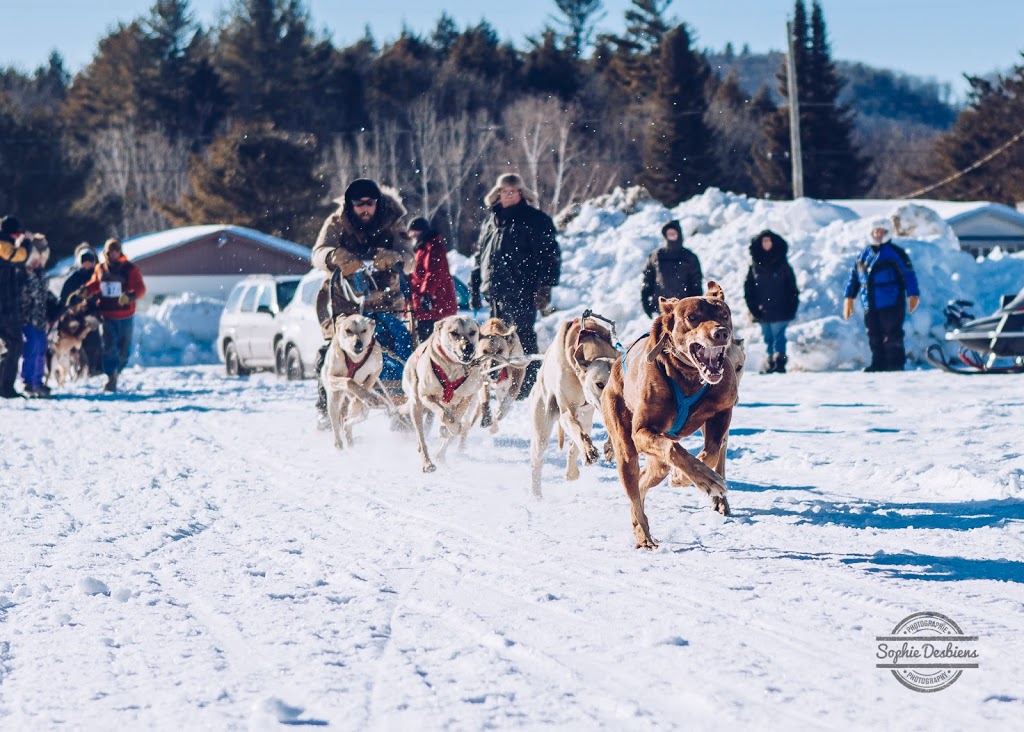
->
[420, 294, 433, 313]
[118, 293, 130, 306]
[372, 249, 401, 272]
[907, 295, 920, 314]
[842, 298, 855, 320]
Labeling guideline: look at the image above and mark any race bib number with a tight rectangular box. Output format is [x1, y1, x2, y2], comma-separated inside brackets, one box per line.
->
[101, 281, 122, 298]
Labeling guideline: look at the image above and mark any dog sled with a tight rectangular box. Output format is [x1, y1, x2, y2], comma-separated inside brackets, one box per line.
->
[925, 287, 1024, 375]
[317, 266, 417, 403]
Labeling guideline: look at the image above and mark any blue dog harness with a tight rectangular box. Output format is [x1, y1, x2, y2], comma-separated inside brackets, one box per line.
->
[622, 344, 710, 439]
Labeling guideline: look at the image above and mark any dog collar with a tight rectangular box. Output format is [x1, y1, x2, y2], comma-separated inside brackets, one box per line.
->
[343, 336, 376, 378]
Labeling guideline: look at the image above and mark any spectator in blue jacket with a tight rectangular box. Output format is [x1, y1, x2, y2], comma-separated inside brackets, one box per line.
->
[843, 217, 920, 371]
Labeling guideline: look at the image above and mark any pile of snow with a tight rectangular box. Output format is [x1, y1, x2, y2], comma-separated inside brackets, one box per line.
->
[544, 187, 1024, 371]
[133, 293, 224, 367]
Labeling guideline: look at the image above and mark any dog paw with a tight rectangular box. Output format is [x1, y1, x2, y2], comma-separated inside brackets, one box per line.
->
[693, 465, 726, 498]
[583, 443, 600, 465]
[565, 466, 580, 481]
[634, 530, 658, 550]
[422, 461, 436, 473]
[669, 467, 687, 486]
[712, 495, 731, 516]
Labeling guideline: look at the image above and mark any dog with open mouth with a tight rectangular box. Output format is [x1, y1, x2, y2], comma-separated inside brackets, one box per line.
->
[402, 314, 483, 472]
[321, 313, 387, 450]
[471, 317, 525, 433]
[602, 281, 740, 549]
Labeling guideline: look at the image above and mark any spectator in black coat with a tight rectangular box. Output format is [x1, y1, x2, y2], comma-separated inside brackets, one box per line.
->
[744, 229, 799, 373]
[641, 220, 703, 317]
[471, 173, 561, 396]
[59, 242, 103, 376]
[0, 215, 30, 398]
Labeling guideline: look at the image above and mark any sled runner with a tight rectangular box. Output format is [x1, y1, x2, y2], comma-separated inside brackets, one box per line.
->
[926, 288, 1024, 375]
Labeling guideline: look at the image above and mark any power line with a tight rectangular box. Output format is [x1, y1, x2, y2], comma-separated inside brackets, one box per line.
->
[901, 126, 1024, 199]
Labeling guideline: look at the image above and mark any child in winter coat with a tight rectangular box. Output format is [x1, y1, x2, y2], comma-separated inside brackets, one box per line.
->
[407, 217, 458, 344]
[744, 229, 799, 373]
[21, 235, 58, 397]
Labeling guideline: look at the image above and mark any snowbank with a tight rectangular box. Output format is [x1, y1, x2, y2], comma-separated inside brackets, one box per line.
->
[132, 293, 224, 367]
[120, 189, 1024, 371]
[543, 187, 1024, 371]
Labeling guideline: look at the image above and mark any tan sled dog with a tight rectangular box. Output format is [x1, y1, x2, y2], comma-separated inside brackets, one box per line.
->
[529, 316, 620, 498]
[473, 317, 525, 433]
[403, 315, 483, 472]
[321, 313, 387, 449]
[602, 282, 740, 549]
[49, 312, 101, 387]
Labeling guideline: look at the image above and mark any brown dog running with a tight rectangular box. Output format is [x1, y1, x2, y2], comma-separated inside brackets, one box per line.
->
[602, 281, 739, 549]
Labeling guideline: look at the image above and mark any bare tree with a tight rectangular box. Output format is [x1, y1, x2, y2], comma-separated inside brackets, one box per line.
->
[91, 125, 191, 237]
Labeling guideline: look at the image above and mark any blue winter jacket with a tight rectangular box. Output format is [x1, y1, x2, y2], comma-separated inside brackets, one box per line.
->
[844, 241, 919, 311]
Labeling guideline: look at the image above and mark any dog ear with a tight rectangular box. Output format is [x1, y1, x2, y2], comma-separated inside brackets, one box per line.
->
[432, 319, 444, 334]
[505, 324, 518, 344]
[733, 337, 744, 347]
[658, 296, 678, 315]
[706, 281, 725, 300]
[572, 344, 592, 369]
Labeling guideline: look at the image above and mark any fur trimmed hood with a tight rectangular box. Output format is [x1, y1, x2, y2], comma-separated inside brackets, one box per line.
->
[484, 173, 538, 207]
[331, 184, 407, 235]
[749, 229, 788, 265]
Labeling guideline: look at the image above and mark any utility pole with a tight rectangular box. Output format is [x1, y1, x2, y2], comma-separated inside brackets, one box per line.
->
[785, 20, 804, 199]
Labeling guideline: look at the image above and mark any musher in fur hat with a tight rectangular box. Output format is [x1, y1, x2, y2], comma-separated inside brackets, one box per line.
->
[310, 178, 415, 429]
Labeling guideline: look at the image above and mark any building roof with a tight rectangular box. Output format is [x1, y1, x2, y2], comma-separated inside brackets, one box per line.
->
[830, 199, 1024, 228]
[50, 224, 310, 276]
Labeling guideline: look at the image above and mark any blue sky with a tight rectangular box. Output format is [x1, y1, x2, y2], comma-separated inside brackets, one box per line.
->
[4, 0, 1024, 100]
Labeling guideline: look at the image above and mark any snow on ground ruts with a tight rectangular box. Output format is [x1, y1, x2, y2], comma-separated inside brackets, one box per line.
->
[2, 367, 1022, 729]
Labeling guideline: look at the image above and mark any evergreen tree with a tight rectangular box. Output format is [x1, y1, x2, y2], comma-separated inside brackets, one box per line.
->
[62, 22, 148, 136]
[751, 0, 870, 198]
[600, 0, 674, 101]
[215, 0, 330, 133]
[924, 65, 1024, 202]
[552, 0, 605, 58]
[523, 29, 581, 99]
[159, 121, 327, 241]
[431, 13, 459, 57]
[0, 102, 103, 258]
[641, 23, 719, 206]
[708, 71, 760, 195]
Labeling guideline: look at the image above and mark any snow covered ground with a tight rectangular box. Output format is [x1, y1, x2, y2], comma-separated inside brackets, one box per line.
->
[2, 366, 1022, 730]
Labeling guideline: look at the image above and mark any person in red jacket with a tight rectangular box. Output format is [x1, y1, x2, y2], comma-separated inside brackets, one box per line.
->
[86, 238, 147, 392]
[407, 217, 458, 344]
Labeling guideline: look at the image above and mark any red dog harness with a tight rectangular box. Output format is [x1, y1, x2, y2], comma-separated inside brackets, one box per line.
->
[342, 337, 376, 378]
[430, 345, 469, 403]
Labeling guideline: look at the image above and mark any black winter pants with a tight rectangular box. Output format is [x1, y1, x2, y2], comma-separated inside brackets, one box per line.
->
[0, 321, 24, 396]
[491, 298, 539, 398]
[865, 305, 906, 371]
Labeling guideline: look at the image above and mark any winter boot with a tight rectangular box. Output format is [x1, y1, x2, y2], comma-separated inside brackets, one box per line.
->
[104, 373, 118, 392]
[773, 353, 787, 374]
[759, 357, 777, 374]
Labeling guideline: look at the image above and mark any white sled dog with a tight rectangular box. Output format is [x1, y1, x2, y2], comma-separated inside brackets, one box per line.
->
[529, 316, 619, 498]
[321, 313, 387, 449]
[49, 312, 101, 387]
[403, 314, 483, 473]
[472, 317, 525, 433]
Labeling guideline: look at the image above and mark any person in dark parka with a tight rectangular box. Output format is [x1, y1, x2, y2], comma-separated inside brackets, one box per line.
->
[471, 173, 561, 397]
[744, 229, 800, 373]
[59, 242, 102, 376]
[641, 220, 703, 317]
[0, 215, 30, 398]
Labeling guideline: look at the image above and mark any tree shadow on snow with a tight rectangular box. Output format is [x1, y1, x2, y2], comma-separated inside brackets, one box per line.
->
[840, 552, 1024, 583]
[743, 497, 1024, 532]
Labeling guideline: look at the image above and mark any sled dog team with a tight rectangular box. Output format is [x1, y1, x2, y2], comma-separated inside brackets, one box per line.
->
[321, 283, 745, 549]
